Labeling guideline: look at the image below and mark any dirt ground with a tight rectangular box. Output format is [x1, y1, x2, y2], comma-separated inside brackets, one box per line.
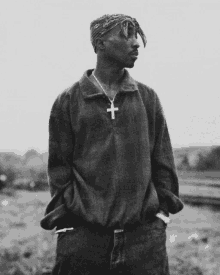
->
[0, 190, 220, 275]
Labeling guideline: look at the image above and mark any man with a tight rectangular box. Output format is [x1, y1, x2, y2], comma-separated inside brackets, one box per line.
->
[40, 14, 184, 275]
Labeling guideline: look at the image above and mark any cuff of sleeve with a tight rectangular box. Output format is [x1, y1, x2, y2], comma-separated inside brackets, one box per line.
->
[158, 204, 169, 217]
[156, 213, 171, 224]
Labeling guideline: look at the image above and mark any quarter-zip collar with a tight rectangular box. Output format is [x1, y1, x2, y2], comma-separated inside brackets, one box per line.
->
[79, 69, 138, 99]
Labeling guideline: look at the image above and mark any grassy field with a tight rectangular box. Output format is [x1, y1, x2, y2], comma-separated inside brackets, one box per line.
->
[1, 189, 220, 275]
[177, 170, 220, 181]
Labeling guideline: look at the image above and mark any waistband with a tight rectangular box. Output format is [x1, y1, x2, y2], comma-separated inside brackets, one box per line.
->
[55, 214, 158, 233]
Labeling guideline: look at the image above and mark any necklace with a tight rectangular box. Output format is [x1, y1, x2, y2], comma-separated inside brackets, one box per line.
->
[92, 72, 119, 120]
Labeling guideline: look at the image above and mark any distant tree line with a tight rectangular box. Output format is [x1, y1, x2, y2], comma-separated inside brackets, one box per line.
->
[0, 149, 48, 191]
[177, 146, 220, 171]
[1, 146, 220, 191]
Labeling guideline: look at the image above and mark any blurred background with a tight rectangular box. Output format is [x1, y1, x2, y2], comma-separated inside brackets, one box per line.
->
[1, 0, 220, 274]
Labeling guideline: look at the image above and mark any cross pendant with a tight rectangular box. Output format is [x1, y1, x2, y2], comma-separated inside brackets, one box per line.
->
[107, 101, 119, 119]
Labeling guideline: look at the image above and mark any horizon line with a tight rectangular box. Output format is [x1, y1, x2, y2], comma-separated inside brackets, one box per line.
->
[1, 144, 220, 156]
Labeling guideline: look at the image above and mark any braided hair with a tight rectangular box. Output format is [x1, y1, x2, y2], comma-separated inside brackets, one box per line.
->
[90, 14, 147, 53]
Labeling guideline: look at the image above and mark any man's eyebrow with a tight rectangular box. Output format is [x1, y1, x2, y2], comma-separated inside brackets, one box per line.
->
[128, 24, 135, 30]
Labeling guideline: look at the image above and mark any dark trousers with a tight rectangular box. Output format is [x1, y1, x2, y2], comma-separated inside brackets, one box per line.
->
[52, 216, 170, 275]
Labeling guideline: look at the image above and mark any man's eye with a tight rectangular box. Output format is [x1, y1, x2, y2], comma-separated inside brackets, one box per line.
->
[128, 32, 137, 39]
[127, 29, 137, 37]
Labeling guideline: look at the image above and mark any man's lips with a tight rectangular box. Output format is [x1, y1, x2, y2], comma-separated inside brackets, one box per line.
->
[129, 51, 139, 57]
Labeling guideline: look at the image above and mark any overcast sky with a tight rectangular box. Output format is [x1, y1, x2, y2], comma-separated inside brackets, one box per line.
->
[1, 0, 220, 155]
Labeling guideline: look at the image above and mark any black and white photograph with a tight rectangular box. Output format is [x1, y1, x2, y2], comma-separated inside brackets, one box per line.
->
[1, 0, 220, 274]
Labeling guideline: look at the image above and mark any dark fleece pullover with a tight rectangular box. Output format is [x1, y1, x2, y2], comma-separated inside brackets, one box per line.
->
[40, 69, 184, 230]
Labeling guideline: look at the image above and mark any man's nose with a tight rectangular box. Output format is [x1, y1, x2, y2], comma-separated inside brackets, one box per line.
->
[131, 36, 140, 49]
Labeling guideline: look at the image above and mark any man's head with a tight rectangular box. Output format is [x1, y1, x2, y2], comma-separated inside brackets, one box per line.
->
[90, 14, 147, 68]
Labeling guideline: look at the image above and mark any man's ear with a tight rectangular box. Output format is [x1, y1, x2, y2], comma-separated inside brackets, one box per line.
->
[95, 38, 106, 52]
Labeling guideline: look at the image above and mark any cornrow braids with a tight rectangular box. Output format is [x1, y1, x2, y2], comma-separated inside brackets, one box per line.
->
[90, 14, 147, 53]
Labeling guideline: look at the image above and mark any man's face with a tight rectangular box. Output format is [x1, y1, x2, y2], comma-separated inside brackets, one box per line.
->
[101, 23, 140, 68]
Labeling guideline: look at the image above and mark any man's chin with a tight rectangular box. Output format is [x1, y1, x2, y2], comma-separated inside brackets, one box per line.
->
[115, 59, 136, 69]
[125, 62, 135, 69]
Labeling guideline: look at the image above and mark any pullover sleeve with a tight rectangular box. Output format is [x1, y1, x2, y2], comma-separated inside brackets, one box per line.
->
[47, 91, 74, 197]
[151, 94, 184, 216]
[40, 91, 74, 230]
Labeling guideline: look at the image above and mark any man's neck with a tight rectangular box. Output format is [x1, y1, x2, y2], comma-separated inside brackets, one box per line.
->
[93, 60, 125, 89]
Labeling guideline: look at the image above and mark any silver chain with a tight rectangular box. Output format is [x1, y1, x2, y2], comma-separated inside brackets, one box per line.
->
[92, 72, 115, 103]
